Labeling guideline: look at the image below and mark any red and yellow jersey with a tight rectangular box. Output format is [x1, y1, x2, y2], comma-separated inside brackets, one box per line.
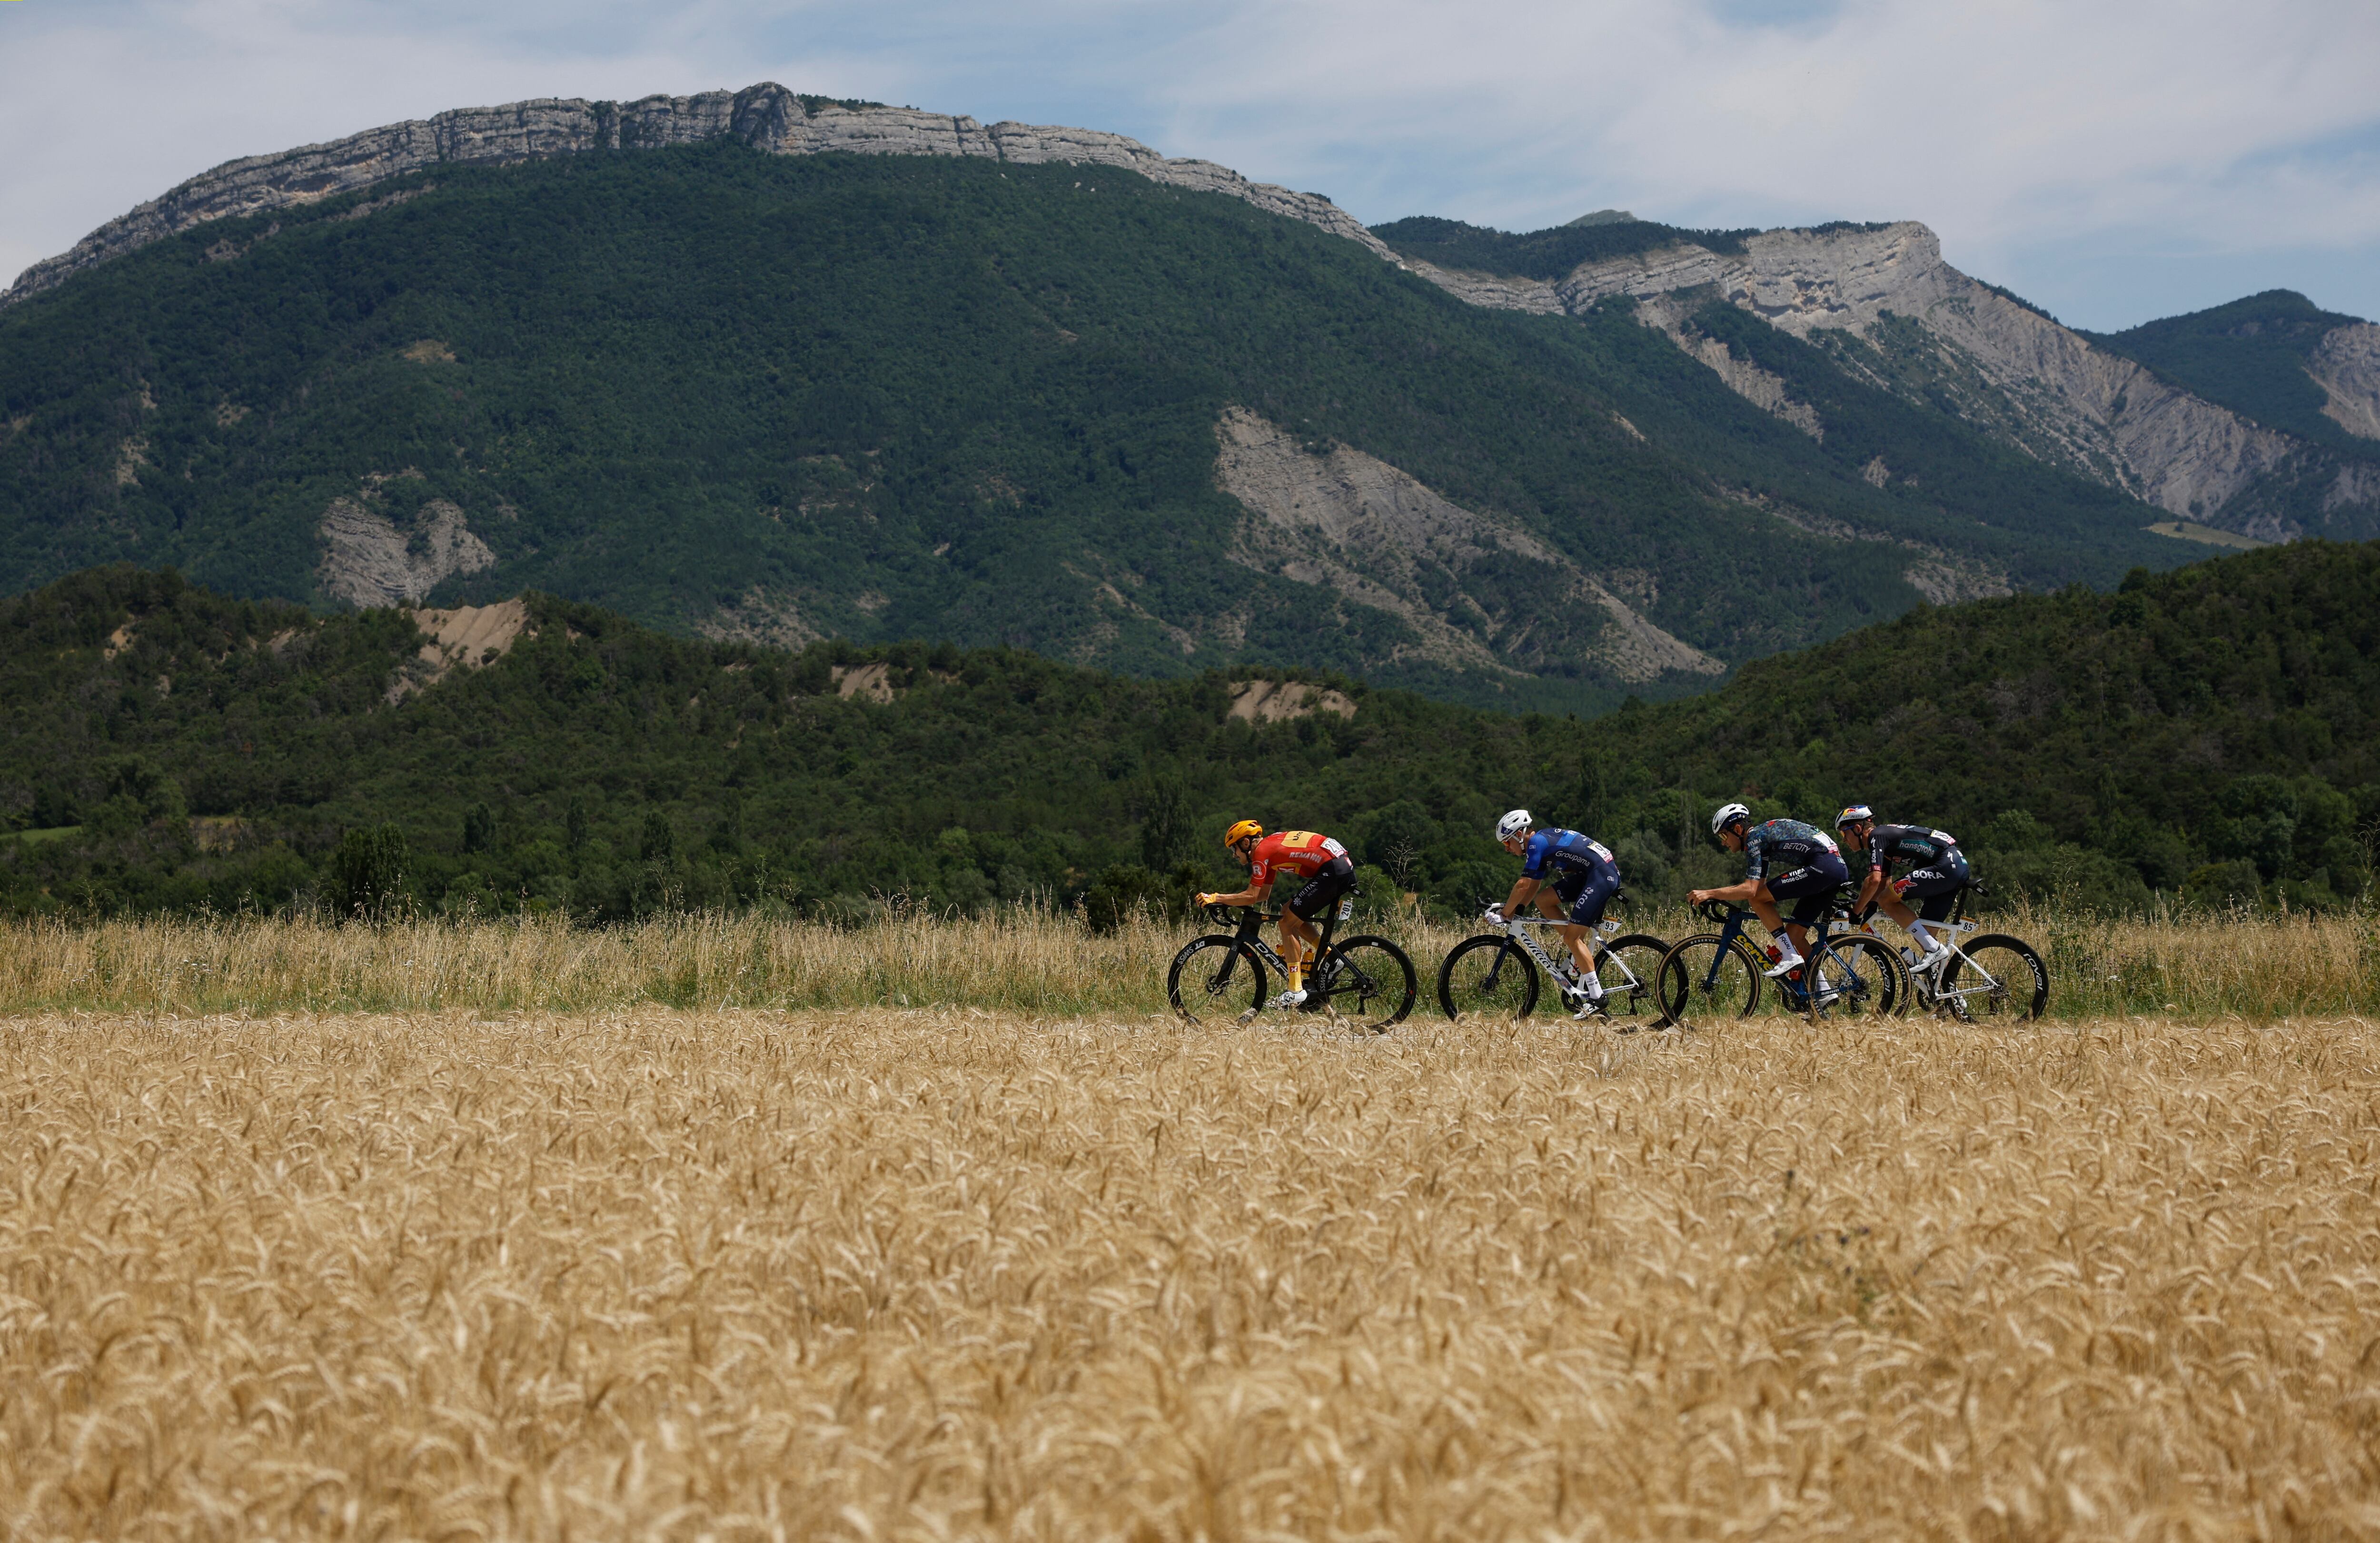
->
[1248, 830, 1347, 887]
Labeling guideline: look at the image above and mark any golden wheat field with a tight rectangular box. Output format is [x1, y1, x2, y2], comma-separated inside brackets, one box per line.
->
[5, 986, 2380, 1539]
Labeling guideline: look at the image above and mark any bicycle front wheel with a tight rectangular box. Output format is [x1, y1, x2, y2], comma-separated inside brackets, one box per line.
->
[1595, 933, 1675, 1029]
[1168, 936, 1268, 1024]
[1437, 936, 1538, 1020]
[1805, 936, 1909, 1020]
[1939, 935, 2049, 1021]
[1315, 936, 1417, 1029]
[1657, 934, 1763, 1027]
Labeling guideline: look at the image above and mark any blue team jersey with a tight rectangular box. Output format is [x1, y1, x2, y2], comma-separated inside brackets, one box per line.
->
[1742, 819, 1840, 881]
[1520, 828, 1618, 883]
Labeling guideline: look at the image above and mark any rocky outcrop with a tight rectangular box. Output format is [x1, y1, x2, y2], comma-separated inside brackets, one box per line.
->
[1213, 407, 1723, 684]
[2310, 324, 2380, 444]
[1636, 295, 1823, 440]
[317, 497, 496, 608]
[5, 83, 1393, 304]
[1227, 680, 1356, 722]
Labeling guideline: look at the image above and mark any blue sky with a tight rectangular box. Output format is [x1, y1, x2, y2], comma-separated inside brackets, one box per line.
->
[3, 0, 2376, 330]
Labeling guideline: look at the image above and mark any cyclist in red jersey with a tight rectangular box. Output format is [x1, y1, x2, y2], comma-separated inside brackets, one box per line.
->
[1197, 819, 1355, 1008]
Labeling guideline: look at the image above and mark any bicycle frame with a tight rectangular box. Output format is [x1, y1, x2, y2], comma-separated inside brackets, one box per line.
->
[1480, 916, 1638, 995]
[1697, 906, 1861, 1008]
[1854, 889, 2006, 1013]
[1213, 899, 1347, 984]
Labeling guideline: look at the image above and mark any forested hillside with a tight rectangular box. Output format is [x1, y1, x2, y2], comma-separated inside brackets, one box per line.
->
[3, 548, 2372, 922]
[0, 142, 2190, 716]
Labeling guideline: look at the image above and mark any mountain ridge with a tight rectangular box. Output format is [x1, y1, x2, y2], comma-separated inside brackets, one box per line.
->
[16, 80, 2372, 551]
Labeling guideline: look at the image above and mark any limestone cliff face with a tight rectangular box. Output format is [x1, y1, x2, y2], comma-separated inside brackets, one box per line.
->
[1417, 219, 2370, 537]
[4, 83, 1392, 305]
[317, 497, 496, 608]
[2310, 324, 2380, 444]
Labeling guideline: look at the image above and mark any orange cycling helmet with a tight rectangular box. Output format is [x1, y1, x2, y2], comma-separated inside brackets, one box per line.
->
[1222, 819, 1265, 848]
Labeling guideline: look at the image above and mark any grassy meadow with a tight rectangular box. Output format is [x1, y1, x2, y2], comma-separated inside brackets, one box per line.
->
[4, 911, 2379, 1537]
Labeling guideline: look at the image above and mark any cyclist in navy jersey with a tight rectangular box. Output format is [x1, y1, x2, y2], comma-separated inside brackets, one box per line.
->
[1491, 809, 1622, 1017]
[1835, 806, 1969, 976]
[1689, 803, 1850, 978]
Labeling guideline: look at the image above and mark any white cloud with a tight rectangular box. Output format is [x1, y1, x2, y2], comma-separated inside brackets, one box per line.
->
[1, 0, 2375, 328]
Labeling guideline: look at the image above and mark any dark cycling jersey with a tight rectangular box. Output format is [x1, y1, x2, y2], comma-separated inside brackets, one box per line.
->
[1741, 819, 1840, 882]
[1519, 828, 1618, 886]
[1856, 823, 1960, 877]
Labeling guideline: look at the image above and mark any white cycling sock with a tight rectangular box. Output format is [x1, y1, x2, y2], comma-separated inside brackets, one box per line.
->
[1582, 971, 1606, 999]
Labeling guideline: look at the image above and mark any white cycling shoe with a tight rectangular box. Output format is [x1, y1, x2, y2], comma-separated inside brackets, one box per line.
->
[1908, 948, 1951, 975]
[1270, 989, 1309, 1009]
[1764, 952, 1807, 979]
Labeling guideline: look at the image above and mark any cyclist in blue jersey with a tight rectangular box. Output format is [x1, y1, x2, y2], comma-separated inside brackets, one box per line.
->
[1491, 808, 1622, 1018]
[1835, 806, 1970, 978]
[1689, 803, 1850, 978]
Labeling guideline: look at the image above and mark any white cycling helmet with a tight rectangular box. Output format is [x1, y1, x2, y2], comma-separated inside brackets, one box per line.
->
[1835, 804, 1874, 829]
[1711, 802, 1752, 836]
[1495, 808, 1534, 843]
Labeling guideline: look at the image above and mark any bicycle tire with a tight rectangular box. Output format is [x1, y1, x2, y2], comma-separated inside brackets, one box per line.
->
[1437, 935, 1539, 1020]
[1800, 935, 1909, 1020]
[1595, 933, 1675, 1029]
[1656, 934, 1764, 1027]
[1939, 935, 2049, 1021]
[1167, 935, 1268, 1024]
[1313, 935, 1417, 1029]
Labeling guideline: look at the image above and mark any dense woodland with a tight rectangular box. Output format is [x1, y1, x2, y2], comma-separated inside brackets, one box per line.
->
[2, 544, 2373, 924]
[0, 144, 2191, 716]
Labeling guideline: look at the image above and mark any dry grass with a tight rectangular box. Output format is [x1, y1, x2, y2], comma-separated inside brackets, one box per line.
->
[0, 904, 2373, 1019]
[5, 1006, 2380, 1539]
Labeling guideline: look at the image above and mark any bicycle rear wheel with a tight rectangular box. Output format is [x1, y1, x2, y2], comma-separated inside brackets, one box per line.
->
[1656, 935, 1762, 1027]
[1437, 936, 1538, 1020]
[1805, 936, 1908, 1020]
[1167, 936, 1267, 1024]
[1594, 933, 1674, 1029]
[1315, 936, 1417, 1029]
[1938, 935, 2049, 1021]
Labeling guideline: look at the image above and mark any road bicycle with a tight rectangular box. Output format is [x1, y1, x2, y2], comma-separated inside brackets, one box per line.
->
[1435, 900, 1671, 1026]
[1853, 885, 2049, 1021]
[1655, 899, 1909, 1028]
[1167, 890, 1418, 1029]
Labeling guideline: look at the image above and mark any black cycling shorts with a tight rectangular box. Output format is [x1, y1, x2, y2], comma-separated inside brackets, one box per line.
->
[1764, 853, 1849, 926]
[1285, 854, 1357, 921]
[1896, 850, 1971, 922]
[1555, 868, 1621, 927]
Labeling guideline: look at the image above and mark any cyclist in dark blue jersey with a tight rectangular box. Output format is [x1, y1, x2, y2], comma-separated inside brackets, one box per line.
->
[1835, 806, 1970, 978]
[1492, 808, 1622, 1017]
[1689, 803, 1850, 978]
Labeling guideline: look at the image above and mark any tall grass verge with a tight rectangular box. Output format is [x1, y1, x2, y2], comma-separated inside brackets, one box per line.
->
[0, 901, 2371, 1017]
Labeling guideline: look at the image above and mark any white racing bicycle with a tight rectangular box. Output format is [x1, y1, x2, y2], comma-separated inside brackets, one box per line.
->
[1435, 901, 1671, 1026]
[1853, 885, 2048, 1021]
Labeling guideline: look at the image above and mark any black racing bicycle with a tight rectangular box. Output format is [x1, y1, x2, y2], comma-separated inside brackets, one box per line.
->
[1656, 899, 1910, 1028]
[1435, 896, 1671, 1027]
[1167, 890, 1418, 1030]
